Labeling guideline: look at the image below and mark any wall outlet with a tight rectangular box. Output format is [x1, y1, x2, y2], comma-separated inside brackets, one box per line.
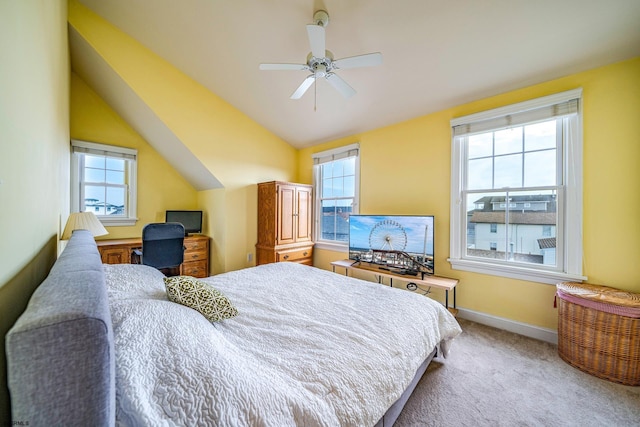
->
[247, 253, 253, 262]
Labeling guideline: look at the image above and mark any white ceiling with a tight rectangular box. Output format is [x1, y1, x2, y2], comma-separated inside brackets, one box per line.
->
[74, 0, 640, 149]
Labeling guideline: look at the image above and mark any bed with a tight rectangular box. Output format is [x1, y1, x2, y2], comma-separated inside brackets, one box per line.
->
[6, 230, 461, 426]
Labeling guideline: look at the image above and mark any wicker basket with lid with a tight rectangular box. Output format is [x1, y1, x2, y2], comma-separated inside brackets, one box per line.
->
[556, 282, 640, 386]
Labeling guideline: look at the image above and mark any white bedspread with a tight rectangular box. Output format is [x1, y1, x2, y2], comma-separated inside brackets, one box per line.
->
[105, 262, 461, 427]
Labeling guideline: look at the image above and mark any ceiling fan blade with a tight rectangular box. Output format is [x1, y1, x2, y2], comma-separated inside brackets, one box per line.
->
[290, 75, 315, 99]
[333, 52, 383, 69]
[259, 63, 309, 71]
[306, 24, 326, 58]
[326, 73, 356, 99]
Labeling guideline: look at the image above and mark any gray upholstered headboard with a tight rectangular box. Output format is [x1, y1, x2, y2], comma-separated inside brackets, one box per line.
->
[5, 230, 115, 426]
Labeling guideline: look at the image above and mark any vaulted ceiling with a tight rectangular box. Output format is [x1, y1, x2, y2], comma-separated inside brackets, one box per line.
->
[72, 0, 640, 150]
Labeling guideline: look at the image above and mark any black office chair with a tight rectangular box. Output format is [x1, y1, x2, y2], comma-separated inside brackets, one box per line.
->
[137, 222, 185, 276]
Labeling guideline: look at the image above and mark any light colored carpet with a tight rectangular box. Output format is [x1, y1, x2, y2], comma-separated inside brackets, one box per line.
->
[395, 318, 640, 427]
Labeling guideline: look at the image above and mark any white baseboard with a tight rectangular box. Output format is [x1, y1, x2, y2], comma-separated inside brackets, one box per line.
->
[456, 307, 558, 345]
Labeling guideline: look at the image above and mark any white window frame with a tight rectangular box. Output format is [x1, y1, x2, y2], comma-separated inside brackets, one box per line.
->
[312, 143, 360, 252]
[71, 140, 138, 226]
[449, 89, 586, 284]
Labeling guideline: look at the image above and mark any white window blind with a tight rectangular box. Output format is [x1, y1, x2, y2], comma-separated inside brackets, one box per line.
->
[71, 140, 137, 160]
[312, 143, 359, 165]
[452, 90, 581, 137]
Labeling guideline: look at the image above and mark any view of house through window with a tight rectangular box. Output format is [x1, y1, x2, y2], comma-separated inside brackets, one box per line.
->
[465, 120, 559, 267]
[312, 143, 359, 247]
[82, 154, 127, 215]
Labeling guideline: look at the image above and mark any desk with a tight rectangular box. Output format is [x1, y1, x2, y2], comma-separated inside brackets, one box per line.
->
[96, 235, 210, 278]
[331, 259, 458, 314]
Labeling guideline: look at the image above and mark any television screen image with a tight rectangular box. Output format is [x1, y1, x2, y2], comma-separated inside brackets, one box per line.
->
[349, 215, 434, 276]
[165, 210, 203, 236]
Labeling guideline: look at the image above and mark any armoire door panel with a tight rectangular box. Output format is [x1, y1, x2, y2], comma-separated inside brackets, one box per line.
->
[277, 184, 296, 245]
[296, 186, 313, 242]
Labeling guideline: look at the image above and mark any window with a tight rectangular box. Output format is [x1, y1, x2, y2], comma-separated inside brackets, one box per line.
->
[71, 140, 138, 226]
[312, 143, 360, 250]
[449, 89, 585, 284]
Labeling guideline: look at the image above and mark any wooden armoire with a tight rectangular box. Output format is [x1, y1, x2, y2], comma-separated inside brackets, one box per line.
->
[256, 181, 314, 266]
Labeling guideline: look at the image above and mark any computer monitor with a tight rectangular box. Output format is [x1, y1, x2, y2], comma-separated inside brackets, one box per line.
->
[165, 210, 203, 236]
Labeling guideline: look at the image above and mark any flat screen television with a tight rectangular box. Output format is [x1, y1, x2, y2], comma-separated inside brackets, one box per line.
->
[349, 214, 435, 276]
[165, 210, 203, 236]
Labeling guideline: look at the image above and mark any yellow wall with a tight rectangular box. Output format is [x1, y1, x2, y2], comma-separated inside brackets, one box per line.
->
[0, 0, 70, 284]
[300, 57, 640, 331]
[68, 0, 298, 272]
[0, 0, 69, 421]
[70, 73, 199, 239]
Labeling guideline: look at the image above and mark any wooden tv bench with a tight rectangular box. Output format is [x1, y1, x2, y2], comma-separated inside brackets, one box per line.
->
[330, 259, 458, 314]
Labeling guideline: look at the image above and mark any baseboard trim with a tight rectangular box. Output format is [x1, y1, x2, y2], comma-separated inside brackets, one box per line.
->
[456, 307, 558, 345]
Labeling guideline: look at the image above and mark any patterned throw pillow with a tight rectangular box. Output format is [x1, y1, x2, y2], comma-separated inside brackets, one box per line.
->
[164, 276, 238, 322]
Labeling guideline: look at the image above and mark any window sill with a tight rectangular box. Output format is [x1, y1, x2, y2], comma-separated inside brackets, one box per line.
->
[314, 241, 348, 253]
[98, 217, 138, 227]
[447, 258, 587, 285]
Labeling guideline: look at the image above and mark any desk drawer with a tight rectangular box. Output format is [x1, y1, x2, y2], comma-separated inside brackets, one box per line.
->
[184, 238, 208, 252]
[99, 247, 132, 264]
[181, 260, 209, 278]
[184, 248, 207, 262]
[183, 237, 209, 262]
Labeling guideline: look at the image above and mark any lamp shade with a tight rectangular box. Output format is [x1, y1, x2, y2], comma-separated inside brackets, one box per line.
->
[61, 211, 109, 240]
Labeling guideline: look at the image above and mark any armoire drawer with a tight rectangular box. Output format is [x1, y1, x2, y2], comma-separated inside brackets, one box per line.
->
[276, 247, 313, 263]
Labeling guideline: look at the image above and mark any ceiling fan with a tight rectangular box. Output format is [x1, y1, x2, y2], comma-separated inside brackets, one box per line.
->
[259, 10, 382, 100]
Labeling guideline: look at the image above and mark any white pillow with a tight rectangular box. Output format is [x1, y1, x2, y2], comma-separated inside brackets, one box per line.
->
[104, 264, 167, 300]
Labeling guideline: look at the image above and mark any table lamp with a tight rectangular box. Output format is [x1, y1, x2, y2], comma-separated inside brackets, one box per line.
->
[61, 211, 109, 240]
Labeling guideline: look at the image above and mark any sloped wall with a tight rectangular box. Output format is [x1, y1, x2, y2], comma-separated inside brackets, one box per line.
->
[68, 0, 299, 272]
[70, 73, 200, 239]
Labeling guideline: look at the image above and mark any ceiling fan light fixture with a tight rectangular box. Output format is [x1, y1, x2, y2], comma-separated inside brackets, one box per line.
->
[313, 64, 327, 78]
[259, 9, 382, 103]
